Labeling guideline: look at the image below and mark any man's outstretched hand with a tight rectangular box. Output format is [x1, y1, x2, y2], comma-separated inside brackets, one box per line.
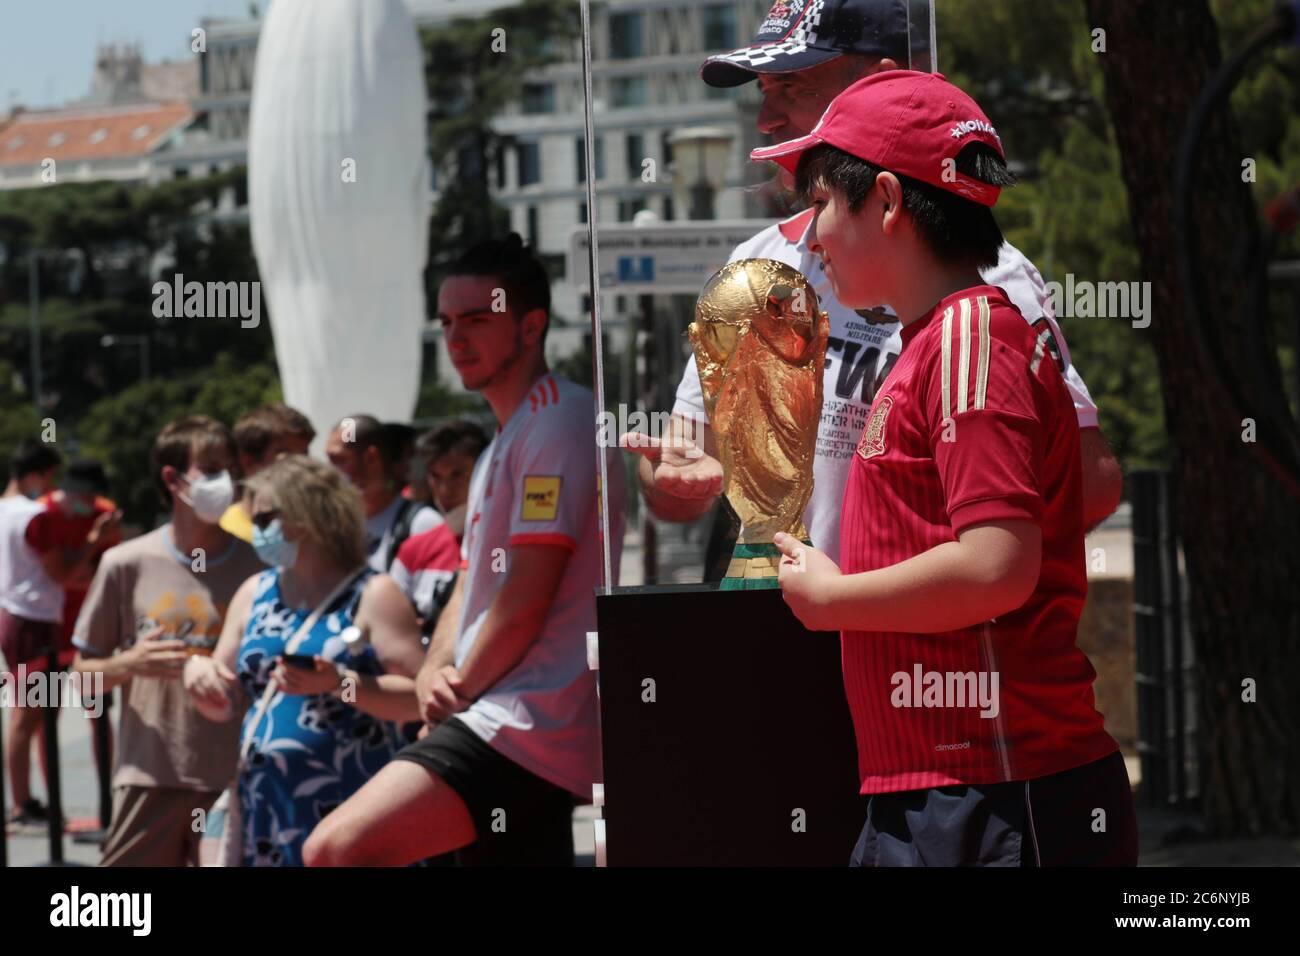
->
[620, 432, 723, 502]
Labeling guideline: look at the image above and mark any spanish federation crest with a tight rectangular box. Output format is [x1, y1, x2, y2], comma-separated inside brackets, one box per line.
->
[858, 394, 894, 460]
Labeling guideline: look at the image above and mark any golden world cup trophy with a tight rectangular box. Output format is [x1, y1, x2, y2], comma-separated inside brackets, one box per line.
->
[689, 258, 829, 590]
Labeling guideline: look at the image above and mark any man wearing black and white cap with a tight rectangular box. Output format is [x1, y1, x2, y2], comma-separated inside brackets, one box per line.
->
[624, 0, 1122, 561]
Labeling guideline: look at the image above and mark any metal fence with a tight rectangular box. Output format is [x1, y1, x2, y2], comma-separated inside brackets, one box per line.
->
[1130, 469, 1201, 808]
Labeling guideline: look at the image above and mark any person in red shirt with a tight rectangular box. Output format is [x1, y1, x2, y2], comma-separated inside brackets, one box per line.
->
[763, 71, 1136, 865]
[9, 459, 121, 827]
[30, 460, 122, 667]
[389, 420, 489, 644]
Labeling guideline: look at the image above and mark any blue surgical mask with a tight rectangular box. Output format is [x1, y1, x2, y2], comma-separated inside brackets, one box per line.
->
[251, 518, 300, 569]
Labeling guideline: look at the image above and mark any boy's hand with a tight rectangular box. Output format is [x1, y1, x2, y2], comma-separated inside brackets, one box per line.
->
[774, 532, 843, 631]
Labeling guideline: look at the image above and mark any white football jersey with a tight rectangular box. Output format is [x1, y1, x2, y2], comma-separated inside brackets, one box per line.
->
[673, 210, 1099, 563]
[455, 373, 625, 797]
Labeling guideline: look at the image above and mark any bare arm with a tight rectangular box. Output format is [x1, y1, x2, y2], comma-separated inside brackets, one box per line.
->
[453, 544, 572, 701]
[183, 574, 257, 723]
[339, 574, 425, 723]
[622, 413, 723, 523]
[776, 520, 1042, 634]
[1079, 427, 1122, 532]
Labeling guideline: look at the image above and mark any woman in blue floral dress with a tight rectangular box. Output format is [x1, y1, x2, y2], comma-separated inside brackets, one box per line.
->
[185, 456, 425, 866]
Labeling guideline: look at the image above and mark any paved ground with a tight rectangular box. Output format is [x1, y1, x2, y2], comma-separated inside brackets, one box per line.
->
[5, 696, 1298, 867]
[2, 703, 600, 866]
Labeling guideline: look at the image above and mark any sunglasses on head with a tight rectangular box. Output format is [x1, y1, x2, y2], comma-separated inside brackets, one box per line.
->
[250, 509, 280, 531]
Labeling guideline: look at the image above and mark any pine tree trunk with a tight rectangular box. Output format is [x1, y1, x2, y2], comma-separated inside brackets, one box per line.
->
[1084, 0, 1300, 835]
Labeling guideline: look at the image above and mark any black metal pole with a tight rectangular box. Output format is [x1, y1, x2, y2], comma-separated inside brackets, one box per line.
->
[40, 643, 64, 864]
[94, 693, 111, 829]
[0, 688, 7, 868]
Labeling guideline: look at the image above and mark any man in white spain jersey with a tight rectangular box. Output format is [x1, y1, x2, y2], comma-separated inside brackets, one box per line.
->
[305, 235, 624, 867]
[625, 0, 1122, 558]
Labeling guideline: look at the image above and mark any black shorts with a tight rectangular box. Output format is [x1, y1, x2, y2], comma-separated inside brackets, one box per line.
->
[851, 749, 1138, 867]
[394, 717, 576, 866]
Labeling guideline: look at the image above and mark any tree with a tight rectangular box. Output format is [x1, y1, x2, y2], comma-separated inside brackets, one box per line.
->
[1085, 0, 1300, 834]
[76, 353, 281, 526]
[420, 0, 579, 287]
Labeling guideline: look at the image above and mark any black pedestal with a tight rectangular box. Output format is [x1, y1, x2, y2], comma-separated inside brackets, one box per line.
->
[596, 584, 865, 865]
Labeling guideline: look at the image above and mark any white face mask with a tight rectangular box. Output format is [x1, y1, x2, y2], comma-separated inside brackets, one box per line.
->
[178, 470, 235, 524]
[445, 502, 467, 538]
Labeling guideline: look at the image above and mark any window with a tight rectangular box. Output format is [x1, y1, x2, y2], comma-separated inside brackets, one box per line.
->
[521, 82, 555, 115]
[47, 132, 67, 147]
[660, 130, 674, 165]
[576, 137, 605, 182]
[494, 147, 506, 190]
[578, 201, 588, 224]
[610, 76, 647, 108]
[527, 206, 540, 248]
[89, 128, 108, 145]
[131, 124, 152, 140]
[625, 133, 645, 181]
[609, 11, 644, 59]
[517, 142, 541, 186]
[618, 198, 647, 222]
[703, 5, 737, 51]
[662, 195, 675, 221]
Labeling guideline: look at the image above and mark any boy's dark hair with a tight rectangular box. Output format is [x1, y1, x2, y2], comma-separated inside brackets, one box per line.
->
[418, 420, 490, 467]
[151, 416, 237, 507]
[448, 233, 551, 342]
[795, 141, 1016, 270]
[63, 459, 110, 496]
[9, 440, 62, 481]
[234, 404, 316, 460]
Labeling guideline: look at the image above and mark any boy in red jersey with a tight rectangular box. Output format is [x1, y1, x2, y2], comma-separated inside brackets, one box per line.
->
[762, 71, 1137, 866]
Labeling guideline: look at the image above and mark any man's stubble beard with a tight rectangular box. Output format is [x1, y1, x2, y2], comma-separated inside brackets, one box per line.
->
[468, 324, 527, 393]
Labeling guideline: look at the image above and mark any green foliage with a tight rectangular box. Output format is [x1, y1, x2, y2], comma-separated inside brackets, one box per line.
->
[0, 359, 45, 486]
[940, 0, 1300, 472]
[420, 0, 578, 288]
[414, 378, 488, 422]
[75, 353, 281, 526]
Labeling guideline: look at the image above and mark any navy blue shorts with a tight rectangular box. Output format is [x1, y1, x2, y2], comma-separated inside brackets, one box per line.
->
[851, 750, 1138, 867]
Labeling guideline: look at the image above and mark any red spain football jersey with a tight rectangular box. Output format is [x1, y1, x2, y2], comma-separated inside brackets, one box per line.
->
[839, 285, 1116, 794]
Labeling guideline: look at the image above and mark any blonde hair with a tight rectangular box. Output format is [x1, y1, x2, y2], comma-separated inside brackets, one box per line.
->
[245, 455, 366, 570]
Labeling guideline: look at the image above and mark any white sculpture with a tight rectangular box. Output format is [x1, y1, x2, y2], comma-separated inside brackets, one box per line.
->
[249, 0, 429, 448]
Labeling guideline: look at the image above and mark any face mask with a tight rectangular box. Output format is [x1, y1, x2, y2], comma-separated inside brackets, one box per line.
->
[251, 518, 300, 569]
[178, 470, 234, 524]
[23, 486, 42, 501]
[444, 502, 467, 538]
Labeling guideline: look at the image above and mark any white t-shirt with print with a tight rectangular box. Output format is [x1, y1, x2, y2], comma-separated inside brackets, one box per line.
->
[672, 210, 1100, 564]
[0, 495, 61, 623]
[454, 372, 626, 797]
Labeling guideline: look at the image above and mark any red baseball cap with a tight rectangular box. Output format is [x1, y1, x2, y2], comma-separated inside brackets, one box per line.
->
[750, 70, 1006, 207]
